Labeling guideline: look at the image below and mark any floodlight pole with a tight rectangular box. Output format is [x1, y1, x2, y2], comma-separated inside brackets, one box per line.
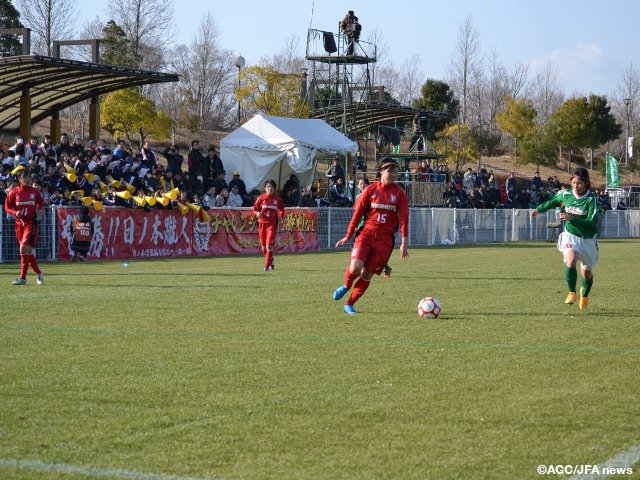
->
[300, 67, 308, 102]
[624, 98, 631, 167]
[234, 55, 245, 126]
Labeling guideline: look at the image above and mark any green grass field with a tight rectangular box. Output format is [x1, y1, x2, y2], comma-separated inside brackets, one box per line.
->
[1, 239, 640, 480]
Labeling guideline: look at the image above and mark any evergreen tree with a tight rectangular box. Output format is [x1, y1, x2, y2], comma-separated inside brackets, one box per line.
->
[414, 79, 459, 141]
[99, 20, 140, 68]
[0, 0, 24, 57]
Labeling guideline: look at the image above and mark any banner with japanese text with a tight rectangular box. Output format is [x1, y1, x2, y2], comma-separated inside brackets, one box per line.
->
[56, 207, 319, 261]
[605, 153, 620, 188]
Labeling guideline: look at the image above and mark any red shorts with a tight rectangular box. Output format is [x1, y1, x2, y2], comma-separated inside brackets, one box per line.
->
[258, 223, 277, 248]
[15, 219, 39, 248]
[351, 231, 393, 276]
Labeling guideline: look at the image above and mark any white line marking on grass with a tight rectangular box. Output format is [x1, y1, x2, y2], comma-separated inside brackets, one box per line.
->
[0, 458, 224, 480]
[569, 445, 640, 479]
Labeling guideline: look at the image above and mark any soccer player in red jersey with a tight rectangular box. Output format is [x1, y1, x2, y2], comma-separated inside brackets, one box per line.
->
[4, 168, 45, 285]
[333, 158, 409, 314]
[253, 179, 285, 271]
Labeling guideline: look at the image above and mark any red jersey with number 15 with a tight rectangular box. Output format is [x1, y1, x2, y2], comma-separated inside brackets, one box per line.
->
[4, 185, 43, 221]
[346, 182, 409, 239]
[253, 193, 285, 226]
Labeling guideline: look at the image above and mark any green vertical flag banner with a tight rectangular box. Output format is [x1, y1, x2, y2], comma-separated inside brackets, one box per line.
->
[606, 153, 620, 188]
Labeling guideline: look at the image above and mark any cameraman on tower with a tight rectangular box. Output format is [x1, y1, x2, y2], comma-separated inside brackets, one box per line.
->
[408, 106, 430, 152]
[340, 10, 361, 55]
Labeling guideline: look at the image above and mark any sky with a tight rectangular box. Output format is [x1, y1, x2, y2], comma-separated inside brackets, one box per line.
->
[81, 0, 638, 98]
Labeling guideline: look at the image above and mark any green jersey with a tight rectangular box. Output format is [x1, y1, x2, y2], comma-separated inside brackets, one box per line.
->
[536, 188, 599, 238]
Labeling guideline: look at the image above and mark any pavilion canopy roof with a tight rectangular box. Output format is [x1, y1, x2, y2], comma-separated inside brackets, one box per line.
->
[0, 55, 179, 133]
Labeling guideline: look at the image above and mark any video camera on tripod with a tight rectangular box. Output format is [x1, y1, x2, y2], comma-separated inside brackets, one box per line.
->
[416, 110, 430, 134]
[349, 16, 361, 41]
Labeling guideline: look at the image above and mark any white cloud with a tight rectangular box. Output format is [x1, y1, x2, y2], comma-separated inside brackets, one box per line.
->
[530, 43, 609, 95]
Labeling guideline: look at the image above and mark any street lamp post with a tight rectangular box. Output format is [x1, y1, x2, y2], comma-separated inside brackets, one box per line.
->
[234, 55, 245, 125]
[624, 98, 631, 167]
[300, 67, 308, 102]
[298, 67, 309, 117]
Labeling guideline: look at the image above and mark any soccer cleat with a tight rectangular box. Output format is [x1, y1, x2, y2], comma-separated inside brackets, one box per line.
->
[36, 273, 44, 285]
[383, 265, 392, 278]
[333, 285, 348, 300]
[565, 292, 577, 305]
[12, 277, 27, 285]
[579, 295, 589, 311]
[343, 304, 358, 315]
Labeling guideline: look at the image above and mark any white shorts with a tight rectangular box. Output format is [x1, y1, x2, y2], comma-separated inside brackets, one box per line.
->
[556, 231, 599, 270]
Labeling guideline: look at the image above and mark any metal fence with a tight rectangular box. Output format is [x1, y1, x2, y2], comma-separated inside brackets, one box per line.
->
[317, 207, 640, 250]
[1, 206, 639, 262]
[1, 207, 58, 263]
[608, 185, 640, 209]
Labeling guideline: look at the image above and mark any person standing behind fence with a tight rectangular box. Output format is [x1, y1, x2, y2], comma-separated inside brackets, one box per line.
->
[326, 157, 345, 185]
[228, 170, 249, 205]
[204, 146, 224, 191]
[253, 179, 285, 271]
[163, 145, 183, 174]
[531, 167, 599, 311]
[4, 167, 44, 286]
[187, 140, 205, 178]
[70, 205, 94, 262]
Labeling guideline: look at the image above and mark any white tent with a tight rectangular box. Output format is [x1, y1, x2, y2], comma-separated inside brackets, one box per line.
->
[220, 114, 358, 193]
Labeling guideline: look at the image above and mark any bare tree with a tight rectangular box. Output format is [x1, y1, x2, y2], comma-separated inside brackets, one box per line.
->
[478, 51, 531, 140]
[66, 101, 89, 139]
[268, 35, 306, 74]
[612, 62, 640, 166]
[106, 0, 174, 69]
[466, 59, 489, 132]
[170, 12, 235, 130]
[374, 62, 400, 103]
[15, 0, 79, 55]
[155, 81, 190, 144]
[531, 61, 564, 123]
[365, 26, 389, 88]
[446, 16, 481, 125]
[393, 54, 424, 106]
[614, 62, 640, 128]
[506, 62, 531, 100]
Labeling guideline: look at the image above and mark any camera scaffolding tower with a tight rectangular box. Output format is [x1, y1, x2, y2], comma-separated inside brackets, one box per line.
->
[303, 27, 449, 205]
[304, 27, 377, 151]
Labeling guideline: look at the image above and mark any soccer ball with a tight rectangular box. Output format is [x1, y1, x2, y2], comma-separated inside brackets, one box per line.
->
[418, 297, 441, 319]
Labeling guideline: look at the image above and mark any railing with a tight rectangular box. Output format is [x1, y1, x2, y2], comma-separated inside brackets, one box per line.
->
[315, 207, 640, 250]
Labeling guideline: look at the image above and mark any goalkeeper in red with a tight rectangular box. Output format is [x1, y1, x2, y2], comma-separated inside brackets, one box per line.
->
[531, 167, 599, 310]
[4, 168, 45, 285]
[333, 158, 409, 314]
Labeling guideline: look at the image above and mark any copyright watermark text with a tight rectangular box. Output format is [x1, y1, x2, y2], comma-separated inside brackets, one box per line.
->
[537, 464, 633, 475]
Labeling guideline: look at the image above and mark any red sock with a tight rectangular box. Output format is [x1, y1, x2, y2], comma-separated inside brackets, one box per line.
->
[347, 277, 370, 305]
[266, 251, 273, 267]
[29, 253, 41, 275]
[344, 266, 359, 289]
[19, 254, 29, 278]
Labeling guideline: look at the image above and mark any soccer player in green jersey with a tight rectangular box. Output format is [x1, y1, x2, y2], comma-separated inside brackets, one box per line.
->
[531, 168, 599, 310]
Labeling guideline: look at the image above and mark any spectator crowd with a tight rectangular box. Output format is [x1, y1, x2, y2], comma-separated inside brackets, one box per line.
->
[0, 134, 254, 212]
[439, 165, 620, 211]
[0, 136, 626, 214]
